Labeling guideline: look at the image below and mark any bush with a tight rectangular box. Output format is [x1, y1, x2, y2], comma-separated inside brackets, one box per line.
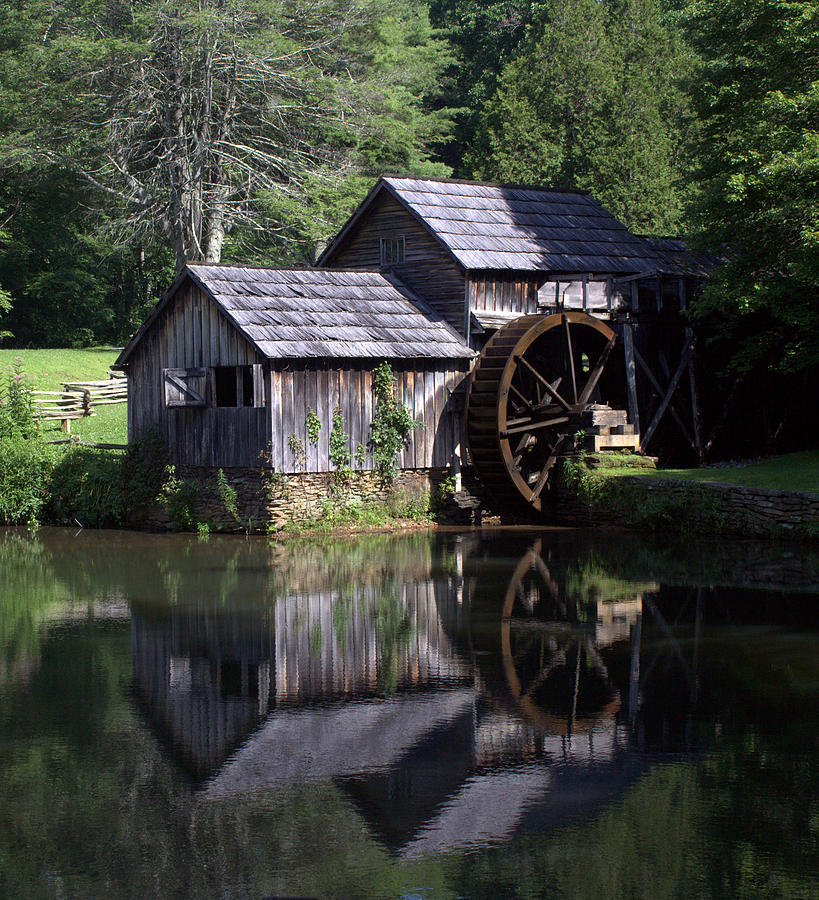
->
[48, 448, 126, 527]
[47, 432, 167, 528]
[0, 357, 53, 524]
[0, 430, 52, 524]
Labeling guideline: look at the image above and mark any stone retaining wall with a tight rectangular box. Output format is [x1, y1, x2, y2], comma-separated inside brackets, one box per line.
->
[140, 466, 449, 532]
[551, 463, 819, 540]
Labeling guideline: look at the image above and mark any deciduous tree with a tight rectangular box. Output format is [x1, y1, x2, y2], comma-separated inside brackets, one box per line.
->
[684, 0, 819, 374]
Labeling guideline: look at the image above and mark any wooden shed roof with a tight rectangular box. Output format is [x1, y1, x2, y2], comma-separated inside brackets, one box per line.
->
[320, 175, 698, 276]
[117, 265, 473, 365]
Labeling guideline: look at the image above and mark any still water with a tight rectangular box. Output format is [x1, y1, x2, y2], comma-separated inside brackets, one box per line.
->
[0, 526, 818, 899]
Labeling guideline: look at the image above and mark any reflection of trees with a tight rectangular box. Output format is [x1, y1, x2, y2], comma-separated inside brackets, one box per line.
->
[0, 532, 68, 688]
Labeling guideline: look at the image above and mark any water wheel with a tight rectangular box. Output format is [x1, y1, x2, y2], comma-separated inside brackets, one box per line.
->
[466, 312, 617, 511]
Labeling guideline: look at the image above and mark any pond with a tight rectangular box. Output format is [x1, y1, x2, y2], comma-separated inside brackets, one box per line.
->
[1, 525, 818, 899]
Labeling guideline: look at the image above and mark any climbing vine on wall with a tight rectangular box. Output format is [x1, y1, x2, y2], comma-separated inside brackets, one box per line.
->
[370, 361, 418, 481]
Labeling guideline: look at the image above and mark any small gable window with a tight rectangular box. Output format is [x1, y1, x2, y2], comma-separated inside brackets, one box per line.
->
[380, 236, 405, 267]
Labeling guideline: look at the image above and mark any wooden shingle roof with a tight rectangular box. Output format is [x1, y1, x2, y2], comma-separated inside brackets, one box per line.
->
[146, 266, 472, 362]
[321, 176, 695, 276]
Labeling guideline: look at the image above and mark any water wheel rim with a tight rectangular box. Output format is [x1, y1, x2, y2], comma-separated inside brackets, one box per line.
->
[497, 313, 615, 510]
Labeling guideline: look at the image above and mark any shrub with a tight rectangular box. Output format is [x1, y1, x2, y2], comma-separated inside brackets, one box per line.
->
[0, 430, 52, 524]
[46, 432, 167, 528]
[48, 448, 125, 527]
[0, 357, 52, 524]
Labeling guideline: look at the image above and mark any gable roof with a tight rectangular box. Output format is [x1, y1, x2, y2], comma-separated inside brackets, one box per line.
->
[116, 265, 473, 366]
[319, 175, 692, 276]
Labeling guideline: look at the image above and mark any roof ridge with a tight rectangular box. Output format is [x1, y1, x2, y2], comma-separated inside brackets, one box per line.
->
[187, 263, 388, 275]
[382, 173, 593, 197]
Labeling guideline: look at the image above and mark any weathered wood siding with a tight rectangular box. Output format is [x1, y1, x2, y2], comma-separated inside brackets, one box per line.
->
[267, 361, 469, 473]
[127, 283, 269, 467]
[324, 193, 469, 336]
[467, 271, 540, 316]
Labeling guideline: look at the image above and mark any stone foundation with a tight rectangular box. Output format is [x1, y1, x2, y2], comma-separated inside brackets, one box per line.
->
[550, 462, 819, 540]
[140, 466, 451, 532]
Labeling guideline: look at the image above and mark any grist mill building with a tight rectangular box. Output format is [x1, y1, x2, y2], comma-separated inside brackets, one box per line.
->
[116, 176, 710, 521]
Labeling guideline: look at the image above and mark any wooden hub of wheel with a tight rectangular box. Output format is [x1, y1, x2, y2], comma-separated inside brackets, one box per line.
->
[466, 312, 617, 511]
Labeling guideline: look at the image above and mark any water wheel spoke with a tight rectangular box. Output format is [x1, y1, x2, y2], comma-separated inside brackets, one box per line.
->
[515, 355, 571, 412]
[504, 415, 570, 437]
[529, 432, 569, 503]
[509, 382, 534, 411]
[578, 334, 618, 406]
[563, 314, 578, 403]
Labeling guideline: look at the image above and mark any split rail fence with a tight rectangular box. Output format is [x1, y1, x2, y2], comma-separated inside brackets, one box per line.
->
[32, 370, 126, 433]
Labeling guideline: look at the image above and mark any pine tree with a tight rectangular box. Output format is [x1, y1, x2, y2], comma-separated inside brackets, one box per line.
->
[472, 0, 692, 234]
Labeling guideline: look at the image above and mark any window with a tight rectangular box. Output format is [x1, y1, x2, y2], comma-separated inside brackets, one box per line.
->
[213, 365, 259, 407]
[380, 236, 405, 267]
[163, 368, 207, 407]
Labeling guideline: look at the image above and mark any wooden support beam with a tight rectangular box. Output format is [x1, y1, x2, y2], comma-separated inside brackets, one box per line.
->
[655, 277, 662, 314]
[639, 347, 697, 451]
[606, 277, 613, 311]
[630, 282, 639, 312]
[622, 325, 640, 435]
[639, 336, 694, 453]
[677, 278, 687, 311]
[704, 375, 744, 455]
[686, 329, 704, 463]
[582, 276, 588, 311]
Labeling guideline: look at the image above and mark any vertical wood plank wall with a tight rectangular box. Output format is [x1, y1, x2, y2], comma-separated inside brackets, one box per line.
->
[127, 283, 268, 467]
[323, 193, 469, 336]
[127, 281, 469, 472]
[267, 361, 469, 473]
[466, 272, 540, 315]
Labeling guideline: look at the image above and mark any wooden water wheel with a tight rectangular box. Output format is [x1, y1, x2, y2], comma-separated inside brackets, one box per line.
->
[466, 312, 618, 511]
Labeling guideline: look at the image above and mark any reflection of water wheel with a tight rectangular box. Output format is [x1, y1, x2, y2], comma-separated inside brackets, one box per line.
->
[500, 540, 620, 734]
[466, 312, 617, 511]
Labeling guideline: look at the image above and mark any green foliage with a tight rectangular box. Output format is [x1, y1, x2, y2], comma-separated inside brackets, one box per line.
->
[369, 361, 419, 482]
[560, 456, 727, 534]
[47, 433, 167, 528]
[288, 433, 306, 470]
[217, 468, 240, 524]
[683, 0, 819, 374]
[472, 0, 693, 233]
[0, 431, 52, 525]
[0, 357, 52, 524]
[305, 408, 321, 447]
[329, 405, 353, 486]
[47, 449, 126, 528]
[429, 1, 537, 174]
[157, 465, 201, 532]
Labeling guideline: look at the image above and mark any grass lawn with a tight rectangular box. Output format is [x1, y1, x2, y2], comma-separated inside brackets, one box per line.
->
[0, 347, 127, 444]
[614, 450, 819, 493]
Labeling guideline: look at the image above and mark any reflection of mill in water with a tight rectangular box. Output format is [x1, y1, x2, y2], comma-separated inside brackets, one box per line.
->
[130, 539, 701, 857]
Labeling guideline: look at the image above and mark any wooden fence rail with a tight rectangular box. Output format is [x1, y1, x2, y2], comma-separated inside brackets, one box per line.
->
[32, 370, 126, 432]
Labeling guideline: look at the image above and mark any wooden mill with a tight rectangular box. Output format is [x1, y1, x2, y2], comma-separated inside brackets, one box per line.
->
[117, 175, 711, 516]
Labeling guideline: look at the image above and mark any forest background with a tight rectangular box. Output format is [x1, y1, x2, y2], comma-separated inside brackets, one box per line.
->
[0, 0, 816, 380]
